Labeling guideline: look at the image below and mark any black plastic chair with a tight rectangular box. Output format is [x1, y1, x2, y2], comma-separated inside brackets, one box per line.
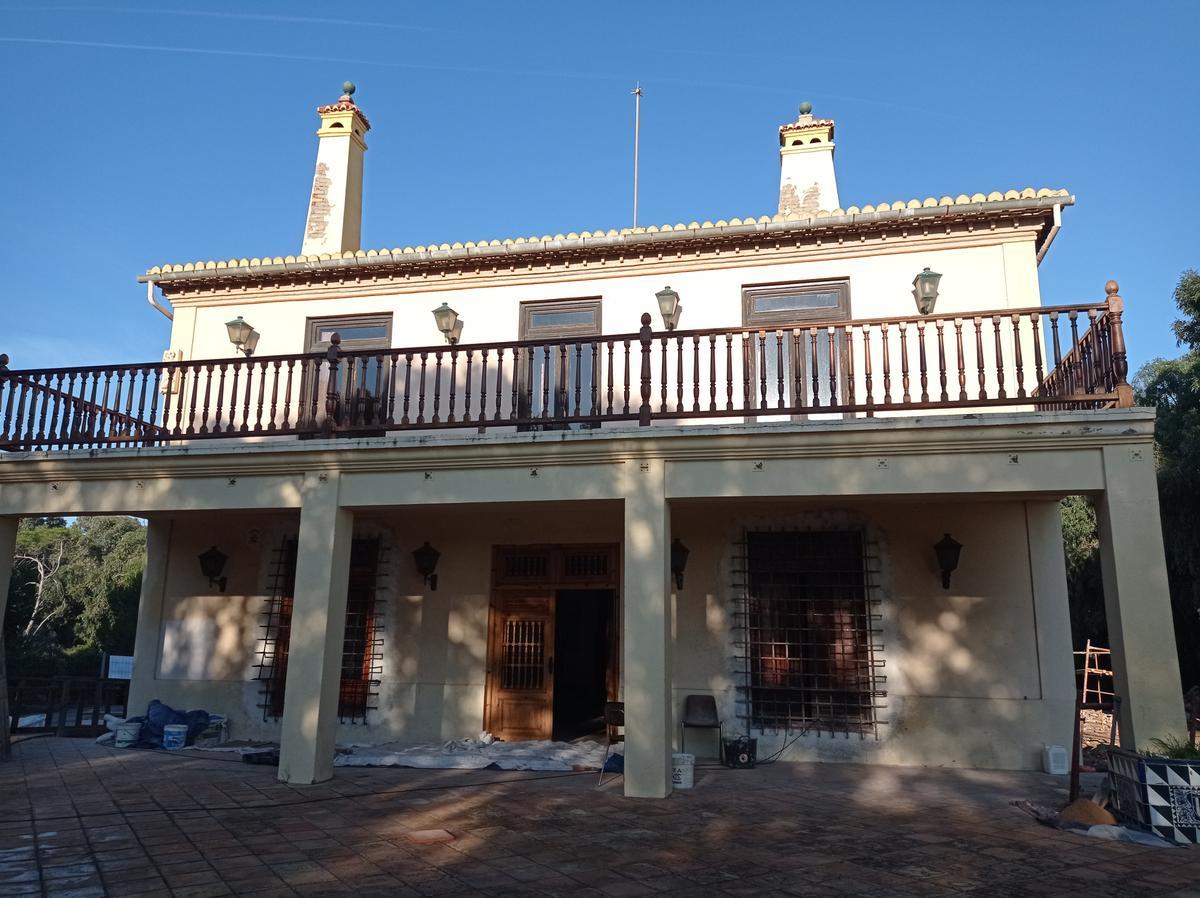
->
[597, 701, 625, 787]
[680, 694, 723, 757]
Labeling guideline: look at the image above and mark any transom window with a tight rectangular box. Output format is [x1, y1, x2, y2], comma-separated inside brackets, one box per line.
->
[742, 280, 850, 324]
[520, 300, 601, 339]
[306, 314, 392, 351]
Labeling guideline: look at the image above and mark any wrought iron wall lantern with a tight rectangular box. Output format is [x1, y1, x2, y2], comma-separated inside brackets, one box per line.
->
[656, 286, 683, 331]
[413, 541, 441, 590]
[225, 316, 260, 356]
[432, 303, 464, 345]
[670, 538, 691, 589]
[934, 533, 962, 590]
[912, 267, 942, 315]
[198, 545, 229, 593]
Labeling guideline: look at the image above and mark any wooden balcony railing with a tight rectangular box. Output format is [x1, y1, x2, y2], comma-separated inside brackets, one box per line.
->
[0, 286, 1134, 452]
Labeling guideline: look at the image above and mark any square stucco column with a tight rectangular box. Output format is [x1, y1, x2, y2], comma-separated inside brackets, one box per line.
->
[1025, 501, 1077, 750]
[622, 459, 673, 798]
[278, 472, 353, 785]
[0, 517, 18, 634]
[1097, 444, 1185, 749]
[127, 518, 172, 714]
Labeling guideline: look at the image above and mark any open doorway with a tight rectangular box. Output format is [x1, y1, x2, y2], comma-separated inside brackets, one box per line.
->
[485, 544, 619, 743]
[552, 589, 615, 741]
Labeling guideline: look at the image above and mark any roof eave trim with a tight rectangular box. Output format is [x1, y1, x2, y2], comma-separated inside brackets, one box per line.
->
[139, 195, 1074, 285]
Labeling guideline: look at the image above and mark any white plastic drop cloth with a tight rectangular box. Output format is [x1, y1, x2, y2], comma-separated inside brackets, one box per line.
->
[334, 737, 610, 771]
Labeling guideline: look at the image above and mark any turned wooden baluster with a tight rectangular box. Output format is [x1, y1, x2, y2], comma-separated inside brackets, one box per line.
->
[809, 327, 820, 408]
[973, 316, 987, 400]
[400, 352, 415, 425]
[638, 313, 653, 426]
[880, 322, 892, 405]
[1105, 280, 1134, 407]
[992, 315, 1006, 400]
[416, 351, 428, 424]
[898, 322, 911, 404]
[1011, 314, 1026, 399]
[827, 326, 839, 406]
[431, 350, 444, 425]
[844, 326, 856, 407]
[916, 320, 929, 403]
[323, 335, 342, 435]
[953, 319, 967, 402]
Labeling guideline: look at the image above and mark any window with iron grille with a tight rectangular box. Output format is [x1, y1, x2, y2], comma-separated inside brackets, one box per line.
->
[742, 529, 885, 736]
[256, 536, 385, 723]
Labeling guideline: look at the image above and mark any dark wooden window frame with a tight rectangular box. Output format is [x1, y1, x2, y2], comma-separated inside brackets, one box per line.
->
[305, 313, 394, 352]
[300, 313, 394, 434]
[742, 279, 852, 411]
[517, 298, 603, 428]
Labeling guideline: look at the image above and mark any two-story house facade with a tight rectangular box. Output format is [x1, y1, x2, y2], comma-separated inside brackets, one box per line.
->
[0, 86, 1183, 798]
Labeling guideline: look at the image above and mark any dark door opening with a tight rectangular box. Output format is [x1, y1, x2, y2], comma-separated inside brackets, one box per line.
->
[552, 589, 614, 741]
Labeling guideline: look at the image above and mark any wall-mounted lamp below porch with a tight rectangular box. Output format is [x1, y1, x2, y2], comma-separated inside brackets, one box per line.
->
[670, 538, 691, 589]
[413, 541, 441, 590]
[432, 303, 464, 345]
[912, 267, 942, 315]
[225, 316, 260, 356]
[656, 286, 683, 331]
[934, 533, 962, 590]
[198, 545, 228, 593]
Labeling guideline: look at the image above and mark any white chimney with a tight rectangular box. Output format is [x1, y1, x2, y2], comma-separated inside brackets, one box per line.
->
[301, 81, 371, 256]
[777, 102, 839, 216]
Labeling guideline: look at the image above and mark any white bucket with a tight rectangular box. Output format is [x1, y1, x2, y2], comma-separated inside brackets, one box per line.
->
[1043, 743, 1069, 775]
[162, 724, 188, 751]
[114, 720, 141, 748]
[671, 752, 695, 789]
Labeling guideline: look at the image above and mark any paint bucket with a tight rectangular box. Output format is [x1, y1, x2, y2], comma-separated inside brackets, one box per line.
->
[114, 720, 141, 748]
[162, 724, 188, 751]
[671, 752, 695, 790]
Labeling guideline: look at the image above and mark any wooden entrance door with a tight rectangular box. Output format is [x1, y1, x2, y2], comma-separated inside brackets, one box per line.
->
[486, 593, 555, 741]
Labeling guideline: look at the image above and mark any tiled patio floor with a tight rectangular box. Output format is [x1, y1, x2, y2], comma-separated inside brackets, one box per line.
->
[1, 737, 1197, 897]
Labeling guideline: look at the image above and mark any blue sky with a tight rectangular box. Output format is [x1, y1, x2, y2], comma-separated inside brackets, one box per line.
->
[1, 1, 1196, 373]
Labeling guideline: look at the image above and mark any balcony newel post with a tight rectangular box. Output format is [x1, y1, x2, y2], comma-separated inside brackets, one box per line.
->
[323, 332, 342, 436]
[1105, 280, 1134, 408]
[638, 312, 654, 426]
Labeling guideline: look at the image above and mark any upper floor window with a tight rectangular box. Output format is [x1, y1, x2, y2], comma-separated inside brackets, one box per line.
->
[742, 280, 850, 324]
[517, 298, 602, 428]
[742, 280, 850, 410]
[301, 314, 393, 431]
[306, 314, 392, 352]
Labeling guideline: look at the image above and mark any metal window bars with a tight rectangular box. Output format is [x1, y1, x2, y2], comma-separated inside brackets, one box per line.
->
[731, 528, 887, 739]
[255, 535, 387, 724]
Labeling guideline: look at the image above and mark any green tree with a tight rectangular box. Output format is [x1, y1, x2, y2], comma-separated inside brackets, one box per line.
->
[5, 516, 146, 678]
[1061, 495, 1106, 649]
[1133, 269, 1200, 691]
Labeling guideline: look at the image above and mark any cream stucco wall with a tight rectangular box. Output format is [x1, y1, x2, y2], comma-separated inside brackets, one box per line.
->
[171, 238, 1042, 365]
[671, 498, 1074, 770]
[133, 493, 1072, 771]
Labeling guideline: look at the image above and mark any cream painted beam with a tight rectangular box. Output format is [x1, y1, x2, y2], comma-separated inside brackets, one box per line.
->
[0, 475, 304, 518]
[127, 518, 173, 715]
[621, 459, 673, 798]
[277, 473, 353, 785]
[338, 464, 626, 508]
[1096, 445, 1185, 749]
[0, 517, 17, 634]
[665, 450, 1105, 500]
[1024, 501, 1076, 752]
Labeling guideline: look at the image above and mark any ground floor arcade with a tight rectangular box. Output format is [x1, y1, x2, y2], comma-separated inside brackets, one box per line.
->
[0, 410, 1185, 797]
